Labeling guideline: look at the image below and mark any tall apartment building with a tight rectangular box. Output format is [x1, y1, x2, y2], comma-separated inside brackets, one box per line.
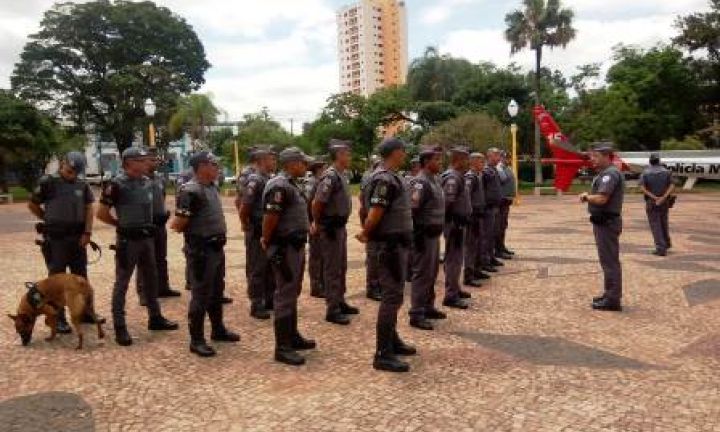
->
[336, 0, 408, 97]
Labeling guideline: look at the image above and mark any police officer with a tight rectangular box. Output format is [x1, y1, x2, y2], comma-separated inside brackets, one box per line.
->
[359, 155, 383, 301]
[441, 146, 472, 309]
[408, 146, 446, 331]
[239, 147, 277, 320]
[639, 153, 674, 256]
[405, 157, 420, 182]
[28, 151, 99, 333]
[136, 148, 181, 306]
[306, 156, 328, 299]
[463, 152, 490, 287]
[97, 147, 178, 346]
[579, 143, 625, 312]
[311, 139, 358, 325]
[262, 147, 317, 366]
[171, 151, 240, 357]
[234, 146, 259, 214]
[177, 160, 195, 292]
[481, 148, 505, 273]
[357, 138, 416, 373]
[495, 152, 516, 259]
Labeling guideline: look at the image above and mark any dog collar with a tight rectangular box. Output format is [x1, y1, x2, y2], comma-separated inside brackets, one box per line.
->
[25, 282, 61, 312]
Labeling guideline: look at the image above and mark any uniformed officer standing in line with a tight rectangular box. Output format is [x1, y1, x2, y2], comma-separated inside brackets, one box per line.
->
[357, 138, 417, 373]
[178, 159, 196, 292]
[579, 143, 625, 312]
[234, 146, 259, 211]
[404, 156, 421, 282]
[463, 152, 490, 287]
[639, 153, 674, 256]
[408, 146, 447, 331]
[359, 155, 383, 301]
[97, 148, 178, 346]
[262, 147, 317, 366]
[306, 157, 328, 299]
[441, 146, 473, 309]
[28, 151, 100, 333]
[495, 152, 517, 259]
[239, 147, 277, 320]
[481, 148, 505, 273]
[311, 139, 359, 325]
[171, 151, 240, 357]
[136, 148, 181, 306]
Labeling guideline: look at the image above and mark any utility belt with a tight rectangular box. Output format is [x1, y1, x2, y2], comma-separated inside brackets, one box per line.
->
[267, 230, 307, 282]
[589, 211, 621, 226]
[153, 211, 171, 226]
[271, 230, 308, 250]
[371, 232, 411, 282]
[36, 222, 85, 238]
[319, 215, 349, 240]
[369, 232, 412, 247]
[117, 225, 157, 239]
[187, 233, 227, 250]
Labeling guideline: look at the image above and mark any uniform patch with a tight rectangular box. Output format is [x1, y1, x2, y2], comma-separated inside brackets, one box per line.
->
[414, 183, 423, 190]
[274, 191, 283, 203]
[602, 175, 611, 183]
[377, 184, 387, 197]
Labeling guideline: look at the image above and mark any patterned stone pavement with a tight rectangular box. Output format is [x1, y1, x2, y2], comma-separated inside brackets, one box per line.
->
[1, 191, 719, 431]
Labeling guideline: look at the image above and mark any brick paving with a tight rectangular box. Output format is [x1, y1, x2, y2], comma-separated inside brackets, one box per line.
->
[1, 192, 719, 431]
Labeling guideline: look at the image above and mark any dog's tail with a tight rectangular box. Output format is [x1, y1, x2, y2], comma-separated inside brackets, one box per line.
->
[79, 278, 102, 324]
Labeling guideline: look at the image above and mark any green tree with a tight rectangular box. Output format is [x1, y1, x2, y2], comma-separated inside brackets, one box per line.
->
[168, 93, 221, 150]
[505, 0, 576, 185]
[0, 91, 78, 192]
[420, 112, 505, 153]
[221, 112, 295, 167]
[11, 0, 210, 154]
[661, 135, 706, 151]
[407, 47, 476, 102]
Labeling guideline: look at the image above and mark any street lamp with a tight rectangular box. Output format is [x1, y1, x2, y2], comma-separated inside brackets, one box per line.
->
[144, 98, 156, 148]
[507, 99, 520, 205]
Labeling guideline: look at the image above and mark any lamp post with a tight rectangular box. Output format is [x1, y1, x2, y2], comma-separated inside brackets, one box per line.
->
[144, 98, 156, 148]
[507, 99, 520, 205]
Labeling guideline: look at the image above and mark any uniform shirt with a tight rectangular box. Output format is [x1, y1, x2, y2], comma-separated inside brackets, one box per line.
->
[242, 171, 270, 224]
[639, 165, 672, 198]
[100, 173, 155, 228]
[497, 164, 517, 199]
[464, 169, 486, 213]
[589, 165, 625, 215]
[441, 169, 471, 218]
[365, 167, 413, 236]
[31, 174, 94, 226]
[263, 172, 309, 237]
[410, 171, 445, 227]
[483, 165, 503, 206]
[148, 173, 167, 217]
[235, 165, 256, 205]
[314, 166, 352, 219]
[175, 179, 227, 237]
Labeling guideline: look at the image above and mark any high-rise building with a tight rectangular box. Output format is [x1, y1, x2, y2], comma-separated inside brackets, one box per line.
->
[336, 0, 408, 97]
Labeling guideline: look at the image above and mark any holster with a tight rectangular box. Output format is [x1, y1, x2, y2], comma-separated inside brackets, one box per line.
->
[190, 247, 207, 281]
[268, 244, 292, 282]
[589, 211, 619, 226]
[320, 216, 348, 241]
[385, 242, 403, 283]
[37, 222, 84, 238]
[117, 226, 156, 239]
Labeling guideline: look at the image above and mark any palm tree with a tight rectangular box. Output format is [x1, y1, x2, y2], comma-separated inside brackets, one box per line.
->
[168, 93, 221, 150]
[407, 46, 474, 102]
[505, 0, 576, 185]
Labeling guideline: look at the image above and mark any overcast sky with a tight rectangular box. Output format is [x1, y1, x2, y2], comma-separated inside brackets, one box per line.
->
[0, 0, 710, 130]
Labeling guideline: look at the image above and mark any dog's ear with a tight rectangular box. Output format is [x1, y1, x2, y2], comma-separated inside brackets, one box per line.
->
[7, 314, 17, 321]
[25, 282, 36, 290]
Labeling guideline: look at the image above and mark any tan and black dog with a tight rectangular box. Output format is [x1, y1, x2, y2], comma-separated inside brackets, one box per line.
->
[8, 273, 104, 349]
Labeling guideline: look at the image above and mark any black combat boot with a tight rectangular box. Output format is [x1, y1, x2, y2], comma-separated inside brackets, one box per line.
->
[409, 317, 433, 330]
[425, 308, 447, 320]
[496, 251, 513, 260]
[209, 307, 240, 343]
[475, 271, 491, 280]
[291, 312, 316, 350]
[490, 258, 504, 267]
[463, 277, 482, 287]
[114, 325, 132, 346]
[339, 302, 359, 315]
[250, 303, 271, 320]
[366, 284, 382, 301]
[393, 331, 417, 356]
[326, 311, 351, 325]
[482, 266, 498, 273]
[148, 315, 179, 331]
[188, 319, 215, 357]
[443, 298, 469, 309]
[459, 290, 472, 299]
[373, 323, 409, 373]
[592, 297, 622, 312]
[274, 317, 305, 366]
[56, 308, 72, 334]
[158, 288, 182, 298]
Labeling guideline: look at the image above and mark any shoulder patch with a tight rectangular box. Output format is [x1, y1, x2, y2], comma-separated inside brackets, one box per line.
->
[602, 175, 611, 183]
[414, 183, 423, 190]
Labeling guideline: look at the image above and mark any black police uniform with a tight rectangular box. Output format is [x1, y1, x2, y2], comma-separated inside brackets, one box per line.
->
[243, 170, 275, 317]
[639, 165, 673, 254]
[441, 167, 472, 305]
[463, 168, 487, 283]
[360, 169, 381, 301]
[482, 164, 503, 269]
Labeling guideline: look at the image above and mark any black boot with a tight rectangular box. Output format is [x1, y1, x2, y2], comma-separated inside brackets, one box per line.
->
[274, 317, 305, 366]
[326, 311, 351, 325]
[463, 278, 482, 287]
[56, 308, 72, 334]
[190, 341, 216, 357]
[425, 308, 447, 320]
[310, 284, 325, 298]
[209, 306, 240, 342]
[250, 303, 271, 320]
[373, 324, 409, 372]
[339, 302, 359, 315]
[409, 317, 433, 330]
[114, 325, 132, 346]
[475, 271, 491, 280]
[366, 285, 382, 302]
[482, 266, 498, 273]
[490, 258, 504, 267]
[393, 331, 417, 356]
[148, 315, 179, 331]
[291, 311, 316, 350]
[158, 288, 182, 298]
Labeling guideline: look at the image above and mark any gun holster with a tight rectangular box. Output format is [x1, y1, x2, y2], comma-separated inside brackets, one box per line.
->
[268, 244, 292, 282]
[589, 212, 619, 226]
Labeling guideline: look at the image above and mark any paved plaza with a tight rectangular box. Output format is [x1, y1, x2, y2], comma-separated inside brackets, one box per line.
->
[1, 192, 719, 431]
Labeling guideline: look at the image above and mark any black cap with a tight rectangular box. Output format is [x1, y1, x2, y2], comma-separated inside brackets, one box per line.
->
[591, 141, 615, 154]
[419, 145, 442, 157]
[377, 138, 407, 157]
[278, 147, 313, 165]
[448, 146, 470, 156]
[63, 151, 86, 174]
[470, 152, 486, 159]
[189, 151, 220, 170]
[649, 153, 661, 165]
[121, 147, 150, 161]
[328, 139, 352, 153]
[309, 155, 327, 169]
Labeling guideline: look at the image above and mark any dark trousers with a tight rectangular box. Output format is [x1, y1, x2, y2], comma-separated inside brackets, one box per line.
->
[463, 216, 484, 279]
[43, 235, 87, 278]
[409, 235, 440, 319]
[593, 218, 623, 302]
[137, 224, 170, 298]
[187, 244, 226, 343]
[646, 202, 671, 252]
[443, 224, 465, 301]
[308, 232, 324, 296]
[272, 245, 305, 321]
[481, 207, 497, 265]
[495, 200, 512, 252]
[372, 241, 408, 352]
[366, 242, 380, 293]
[320, 226, 348, 314]
[112, 236, 162, 328]
[245, 230, 275, 308]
